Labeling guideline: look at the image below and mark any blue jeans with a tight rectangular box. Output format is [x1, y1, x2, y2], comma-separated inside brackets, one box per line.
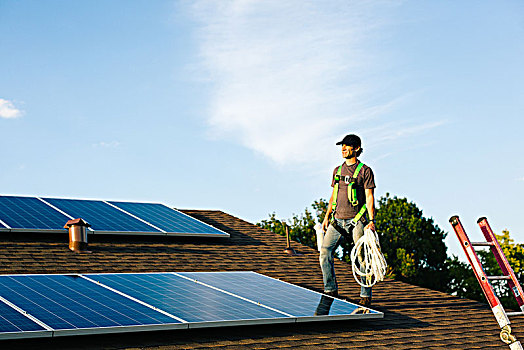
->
[319, 218, 372, 298]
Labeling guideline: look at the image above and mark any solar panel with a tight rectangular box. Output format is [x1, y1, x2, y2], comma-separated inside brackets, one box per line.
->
[0, 298, 49, 339]
[0, 274, 181, 336]
[0, 196, 71, 232]
[0, 272, 383, 340]
[108, 201, 229, 236]
[41, 198, 161, 234]
[176, 271, 374, 319]
[0, 195, 229, 237]
[85, 273, 287, 323]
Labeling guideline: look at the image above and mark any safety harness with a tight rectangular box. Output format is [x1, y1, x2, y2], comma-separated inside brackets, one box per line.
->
[331, 162, 367, 225]
[329, 162, 388, 289]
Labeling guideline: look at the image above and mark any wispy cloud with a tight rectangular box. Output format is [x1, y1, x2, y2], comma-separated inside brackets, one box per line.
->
[189, 1, 437, 165]
[0, 99, 23, 119]
[92, 141, 121, 148]
[370, 120, 448, 145]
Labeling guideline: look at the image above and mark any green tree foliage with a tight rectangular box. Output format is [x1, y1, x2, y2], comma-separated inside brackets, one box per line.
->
[447, 230, 524, 310]
[375, 194, 449, 291]
[257, 199, 328, 251]
[446, 256, 483, 301]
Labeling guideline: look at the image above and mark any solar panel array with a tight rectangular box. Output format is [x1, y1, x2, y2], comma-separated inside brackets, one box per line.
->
[0, 271, 382, 340]
[0, 195, 228, 237]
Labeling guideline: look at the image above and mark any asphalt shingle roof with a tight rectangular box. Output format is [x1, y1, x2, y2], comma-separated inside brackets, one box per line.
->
[0, 209, 522, 349]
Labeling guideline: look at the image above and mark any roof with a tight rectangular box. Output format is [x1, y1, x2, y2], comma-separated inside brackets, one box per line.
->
[1, 209, 522, 349]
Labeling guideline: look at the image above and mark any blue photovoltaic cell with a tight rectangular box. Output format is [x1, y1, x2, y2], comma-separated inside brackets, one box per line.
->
[178, 271, 380, 317]
[42, 198, 160, 233]
[0, 300, 45, 333]
[86, 273, 286, 322]
[0, 196, 69, 230]
[109, 201, 228, 236]
[0, 275, 179, 330]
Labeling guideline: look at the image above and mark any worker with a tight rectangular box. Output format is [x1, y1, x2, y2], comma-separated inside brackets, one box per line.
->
[320, 134, 376, 306]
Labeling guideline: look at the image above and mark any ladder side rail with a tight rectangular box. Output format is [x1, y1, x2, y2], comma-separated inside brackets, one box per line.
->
[449, 216, 510, 329]
[478, 217, 524, 312]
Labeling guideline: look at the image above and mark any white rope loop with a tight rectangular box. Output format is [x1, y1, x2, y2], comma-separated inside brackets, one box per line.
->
[351, 228, 387, 288]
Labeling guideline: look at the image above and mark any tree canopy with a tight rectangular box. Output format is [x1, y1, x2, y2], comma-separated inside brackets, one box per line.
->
[257, 199, 328, 252]
[375, 193, 449, 291]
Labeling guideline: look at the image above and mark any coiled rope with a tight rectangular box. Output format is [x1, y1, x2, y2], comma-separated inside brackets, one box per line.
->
[350, 228, 387, 287]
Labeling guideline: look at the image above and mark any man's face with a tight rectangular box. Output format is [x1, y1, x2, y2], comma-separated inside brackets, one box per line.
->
[341, 144, 354, 159]
[342, 144, 360, 159]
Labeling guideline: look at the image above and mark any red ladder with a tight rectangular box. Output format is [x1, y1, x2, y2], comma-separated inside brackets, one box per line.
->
[450, 216, 523, 350]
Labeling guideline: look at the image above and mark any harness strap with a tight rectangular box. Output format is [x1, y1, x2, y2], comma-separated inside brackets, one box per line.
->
[353, 204, 367, 224]
[331, 166, 343, 213]
[348, 162, 364, 206]
[331, 162, 367, 223]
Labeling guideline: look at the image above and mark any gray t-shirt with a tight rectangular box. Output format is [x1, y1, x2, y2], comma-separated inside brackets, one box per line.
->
[331, 161, 375, 220]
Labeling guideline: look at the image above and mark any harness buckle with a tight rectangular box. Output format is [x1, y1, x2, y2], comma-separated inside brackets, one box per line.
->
[344, 175, 350, 184]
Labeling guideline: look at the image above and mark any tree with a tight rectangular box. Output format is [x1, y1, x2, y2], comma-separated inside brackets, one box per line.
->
[257, 199, 328, 251]
[375, 193, 449, 291]
[447, 229, 524, 310]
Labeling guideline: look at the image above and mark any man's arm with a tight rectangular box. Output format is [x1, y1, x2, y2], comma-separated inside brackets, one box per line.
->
[322, 190, 335, 231]
[364, 188, 376, 231]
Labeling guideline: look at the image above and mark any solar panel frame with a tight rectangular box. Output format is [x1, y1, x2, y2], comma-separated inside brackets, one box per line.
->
[107, 201, 230, 237]
[52, 321, 188, 338]
[0, 219, 9, 232]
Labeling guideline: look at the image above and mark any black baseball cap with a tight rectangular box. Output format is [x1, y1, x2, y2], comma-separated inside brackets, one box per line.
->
[336, 134, 361, 147]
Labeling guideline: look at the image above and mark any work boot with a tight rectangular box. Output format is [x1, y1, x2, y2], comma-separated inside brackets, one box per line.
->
[358, 296, 372, 307]
[324, 290, 338, 298]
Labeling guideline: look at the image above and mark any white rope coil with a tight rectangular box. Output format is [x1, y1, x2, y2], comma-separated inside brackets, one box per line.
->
[351, 228, 387, 288]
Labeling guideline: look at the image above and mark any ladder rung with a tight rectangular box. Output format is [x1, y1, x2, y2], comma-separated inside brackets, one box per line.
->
[487, 276, 512, 280]
[506, 311, 524, 317]
[470, 241, 494, 247]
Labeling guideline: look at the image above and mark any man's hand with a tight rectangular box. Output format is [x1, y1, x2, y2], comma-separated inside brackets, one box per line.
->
[365, 221, 376, 231]
[364, 188, 376, 232]
[322, 217, 330, 232]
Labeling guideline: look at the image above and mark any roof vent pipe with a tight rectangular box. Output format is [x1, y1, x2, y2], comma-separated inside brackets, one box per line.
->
[283, 223, 298, 256]
[64, 218, 91, 253]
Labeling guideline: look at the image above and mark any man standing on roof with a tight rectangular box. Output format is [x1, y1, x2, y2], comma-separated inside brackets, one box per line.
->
[320, 134, 376, 307]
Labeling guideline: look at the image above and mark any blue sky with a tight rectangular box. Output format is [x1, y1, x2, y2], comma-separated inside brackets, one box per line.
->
[1, 1, 523, 258]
